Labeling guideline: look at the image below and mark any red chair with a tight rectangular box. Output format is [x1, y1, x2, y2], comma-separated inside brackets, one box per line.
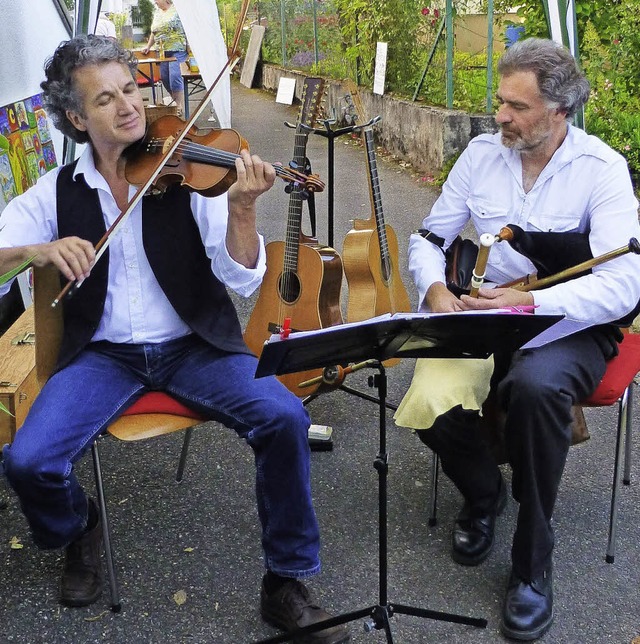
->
[92, 391, 206, 611]
[581, 331, 640, 562]
[426, 332, 640, 564]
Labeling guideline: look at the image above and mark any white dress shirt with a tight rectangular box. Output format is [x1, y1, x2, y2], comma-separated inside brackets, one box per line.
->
[0, 146, 266, 344]
[409, 125, 640, 328]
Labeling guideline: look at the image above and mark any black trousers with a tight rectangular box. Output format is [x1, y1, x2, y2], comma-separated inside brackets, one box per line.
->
[419, 326, 618, 581]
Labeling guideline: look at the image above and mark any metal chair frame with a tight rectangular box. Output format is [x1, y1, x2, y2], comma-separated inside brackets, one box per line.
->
[91, 409, 200, 612]
[426, 377, 635, 564]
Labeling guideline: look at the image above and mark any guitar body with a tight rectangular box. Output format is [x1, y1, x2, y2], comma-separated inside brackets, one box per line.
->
[244, 76, 344, 396]
[341, 82, 412, 367]
[244, 238, 344, 395]
[343, 220, 411, 322]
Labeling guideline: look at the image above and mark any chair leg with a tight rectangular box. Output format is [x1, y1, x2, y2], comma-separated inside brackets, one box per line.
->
[623, 381, 633, 486]
[92, 440, 122, 612]
[606, 386, 629, 564]
[176, 426, 194, 482]
[428, 451, 439, 527]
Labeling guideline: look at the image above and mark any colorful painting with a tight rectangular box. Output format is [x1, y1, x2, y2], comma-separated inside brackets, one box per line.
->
[0, 109, 9, 137]
[42, 141, 57, 172]
[5, 104, 19, 133]
[14, 101, 30, 131]
[30, 94, 44, 111]
[0, 94, 57, 205]
[35, 108, 52, 143]
[23, 97, 37, 130]
[21, 130, 34, 153]
[0, 142, 17, 203]
[25, 151, 39, 186]
[6, 131, 29, 195]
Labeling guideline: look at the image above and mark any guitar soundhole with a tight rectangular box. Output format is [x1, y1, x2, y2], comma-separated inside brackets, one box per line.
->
[381, 257, 392, 284]
[278, 271, 301, 304]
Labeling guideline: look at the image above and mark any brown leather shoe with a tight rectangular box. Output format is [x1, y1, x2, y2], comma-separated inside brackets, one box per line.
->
[60, 499, 103, 607]
[260, 578, 350, 643]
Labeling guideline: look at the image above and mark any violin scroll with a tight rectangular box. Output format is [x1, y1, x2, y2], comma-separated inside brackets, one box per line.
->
[281, 165, 325, 194]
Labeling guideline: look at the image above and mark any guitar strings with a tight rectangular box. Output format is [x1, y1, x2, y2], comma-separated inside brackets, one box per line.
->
[363, 129, 397, 313]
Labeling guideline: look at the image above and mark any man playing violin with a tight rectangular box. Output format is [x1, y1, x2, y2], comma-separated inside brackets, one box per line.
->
[407, 38, 640, 640]
[0, 35, 348, 644]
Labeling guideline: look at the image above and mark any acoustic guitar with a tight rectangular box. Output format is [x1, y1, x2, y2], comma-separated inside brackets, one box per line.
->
[342, 82, 411, 324]
[244, 78, 344, 396]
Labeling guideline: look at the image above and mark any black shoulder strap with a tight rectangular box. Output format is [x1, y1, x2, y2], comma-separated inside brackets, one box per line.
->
[414, 228, 445, 250]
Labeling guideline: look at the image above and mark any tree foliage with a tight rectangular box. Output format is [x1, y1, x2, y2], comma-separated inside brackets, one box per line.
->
[137, 0, 155, 37]
[333, 0, 425, 92]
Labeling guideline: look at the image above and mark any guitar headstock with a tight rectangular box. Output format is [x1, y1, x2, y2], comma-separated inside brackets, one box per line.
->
[297, 77, 327, 132]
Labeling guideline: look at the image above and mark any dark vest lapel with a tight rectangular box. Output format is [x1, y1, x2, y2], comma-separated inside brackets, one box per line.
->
[54, 162, 250, 371]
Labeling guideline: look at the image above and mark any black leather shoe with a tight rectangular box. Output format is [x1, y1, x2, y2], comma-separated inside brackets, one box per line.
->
[260, 577, 350, 643]
[452, 475, 507, 566]
[501, 567, 554, 641]
[60, 499, 103, 607]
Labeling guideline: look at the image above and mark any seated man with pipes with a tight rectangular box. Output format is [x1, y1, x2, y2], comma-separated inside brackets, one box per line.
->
[396, 38, 640, 641]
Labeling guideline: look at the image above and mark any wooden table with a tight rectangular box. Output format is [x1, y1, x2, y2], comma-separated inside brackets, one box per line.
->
[134, 55, 176, 106]
[180, 64, 205, 119]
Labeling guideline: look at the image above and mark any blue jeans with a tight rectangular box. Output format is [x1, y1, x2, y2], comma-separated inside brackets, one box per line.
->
[161, 50, 188, 93]
[2, 334, 320, 578]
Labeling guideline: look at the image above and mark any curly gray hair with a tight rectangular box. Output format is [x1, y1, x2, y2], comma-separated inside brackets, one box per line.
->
[498, 37, 590, 119]
[41, 34, 138, 143]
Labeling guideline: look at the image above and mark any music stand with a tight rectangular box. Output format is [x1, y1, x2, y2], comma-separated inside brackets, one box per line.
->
[254, 311, 563, 643]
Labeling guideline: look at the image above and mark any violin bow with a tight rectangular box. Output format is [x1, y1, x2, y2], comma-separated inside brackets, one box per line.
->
[52, 0, 252, 307]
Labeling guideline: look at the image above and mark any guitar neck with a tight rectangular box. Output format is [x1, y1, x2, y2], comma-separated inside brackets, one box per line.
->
[283, 129, 311, 274]
[363, 128, 392, 281]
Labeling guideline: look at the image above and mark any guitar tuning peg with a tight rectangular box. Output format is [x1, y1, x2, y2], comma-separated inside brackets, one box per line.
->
[284, 183, 293, 194]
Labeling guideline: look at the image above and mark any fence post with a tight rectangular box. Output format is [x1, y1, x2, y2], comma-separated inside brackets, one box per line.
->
[486, 0, 494, 113]
[280, 0, 287, 66]
[445, 0, 454, 108]
[312, 0, 319, 66]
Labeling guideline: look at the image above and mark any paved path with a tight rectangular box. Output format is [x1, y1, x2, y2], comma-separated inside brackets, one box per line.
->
[0, 79, 638, 644]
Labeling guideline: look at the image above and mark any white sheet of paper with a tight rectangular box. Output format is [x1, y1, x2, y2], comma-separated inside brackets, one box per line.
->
[275, 77, 297, 105]
[373, 42, 388, 95]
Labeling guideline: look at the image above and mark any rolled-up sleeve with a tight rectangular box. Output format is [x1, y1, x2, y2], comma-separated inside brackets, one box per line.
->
[190, 192, 266, 298]
[0, 169, 60, 296]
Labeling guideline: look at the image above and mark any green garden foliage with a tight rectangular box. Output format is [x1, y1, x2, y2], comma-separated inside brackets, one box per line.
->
[138, 0, 155, 38]
[222, 2, 637, 183]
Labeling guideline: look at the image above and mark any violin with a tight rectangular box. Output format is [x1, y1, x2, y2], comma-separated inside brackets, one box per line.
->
[124, 114, 325, 197]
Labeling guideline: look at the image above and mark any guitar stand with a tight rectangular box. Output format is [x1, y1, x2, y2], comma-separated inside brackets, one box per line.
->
[298, 116, 401, 415]
[308, 117, 358, 249]
[258, 362, 487, 643]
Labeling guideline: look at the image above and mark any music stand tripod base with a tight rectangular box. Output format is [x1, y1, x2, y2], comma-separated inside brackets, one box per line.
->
[254, 311, 563, 643]
[257, 363, 487, 644]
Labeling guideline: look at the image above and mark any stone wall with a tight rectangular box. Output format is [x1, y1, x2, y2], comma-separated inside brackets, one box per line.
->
[257, 63, 497, 175]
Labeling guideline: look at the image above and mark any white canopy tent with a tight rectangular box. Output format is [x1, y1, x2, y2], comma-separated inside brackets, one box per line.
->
[173, 0, 231, 128]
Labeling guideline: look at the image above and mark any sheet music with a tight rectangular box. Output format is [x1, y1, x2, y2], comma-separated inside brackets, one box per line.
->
[520, 318, 588, 349]
[265, 309, 546, 345]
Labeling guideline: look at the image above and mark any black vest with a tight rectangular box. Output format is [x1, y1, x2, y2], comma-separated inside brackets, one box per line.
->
[54, 161, 250, 370]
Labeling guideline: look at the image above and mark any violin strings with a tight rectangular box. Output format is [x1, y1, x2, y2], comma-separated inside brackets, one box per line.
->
[151, 138, 303, 184]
